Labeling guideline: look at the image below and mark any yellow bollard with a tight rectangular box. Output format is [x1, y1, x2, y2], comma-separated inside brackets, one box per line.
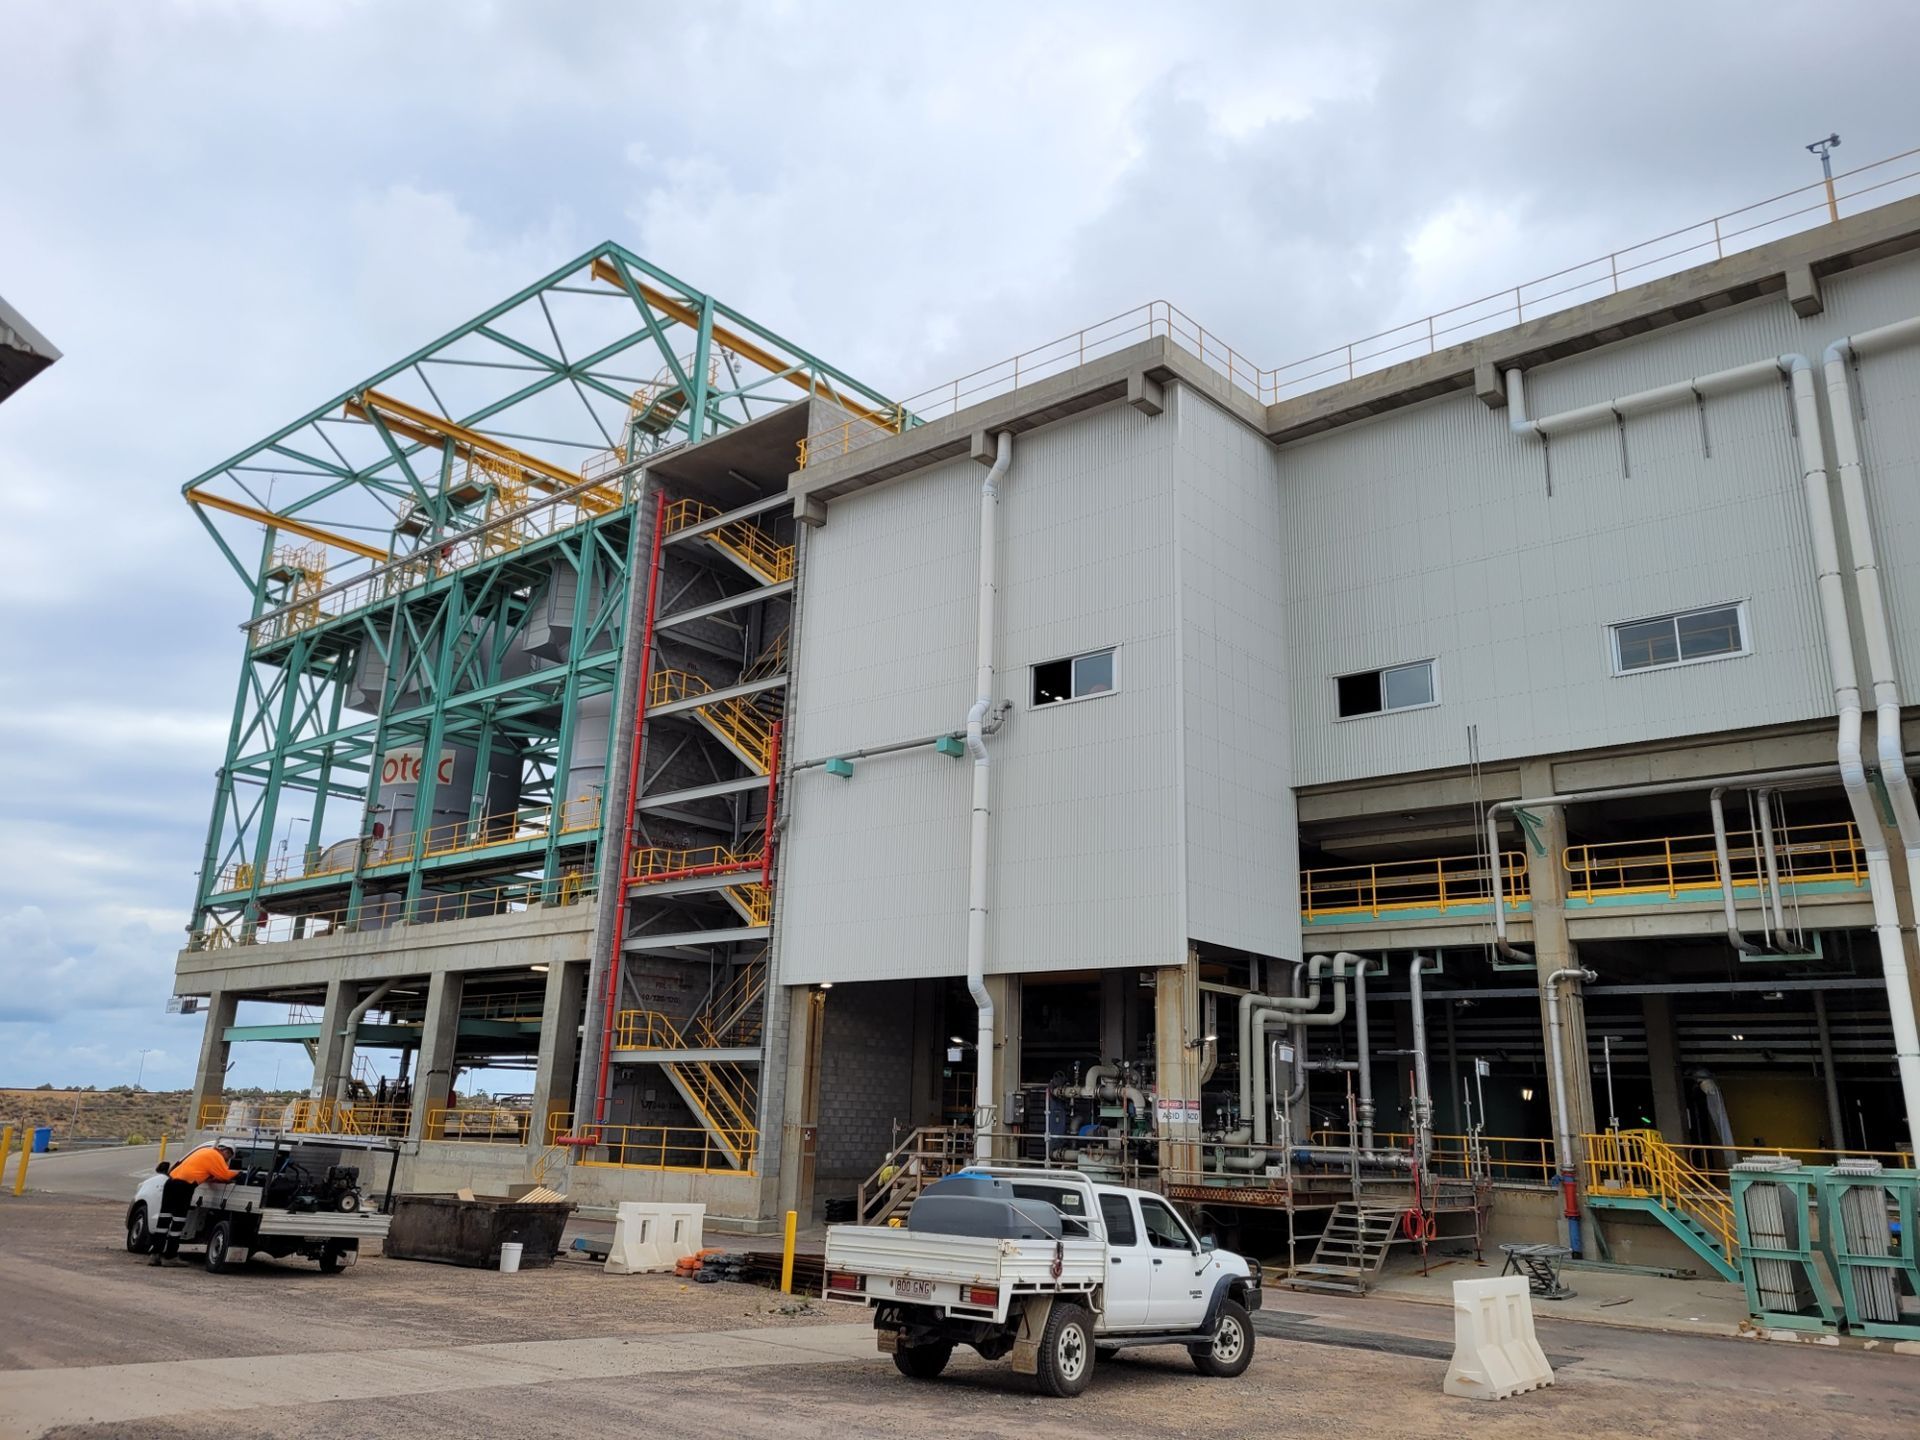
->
[157, 1134, 169, 1165]
[0, 1127, 12, 1188]
[12, 1135, 30, 1197]
[780, 1208, 798, 1294]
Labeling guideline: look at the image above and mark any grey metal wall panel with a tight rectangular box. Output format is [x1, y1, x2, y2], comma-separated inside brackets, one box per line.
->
[1173, 388, 1300, 958]
[780, 404, 1185, 986]
[1283, 250, 1920, 787]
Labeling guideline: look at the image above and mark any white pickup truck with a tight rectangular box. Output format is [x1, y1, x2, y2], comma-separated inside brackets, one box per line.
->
[824, 1166, 1261, 1397]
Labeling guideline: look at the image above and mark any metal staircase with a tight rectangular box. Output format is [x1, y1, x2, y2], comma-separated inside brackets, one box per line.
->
[855, 1125, 976, 1226]
[612, 959, 769, 1171]
[1288, 1202, 1402, 1294]
[650, 669, 780, 773]
[1586, 1129, 1741, 1280]
[663, 497, 795, 585]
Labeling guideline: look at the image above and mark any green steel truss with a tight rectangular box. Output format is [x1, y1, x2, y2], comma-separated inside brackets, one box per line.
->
[184, 242, 896, 948]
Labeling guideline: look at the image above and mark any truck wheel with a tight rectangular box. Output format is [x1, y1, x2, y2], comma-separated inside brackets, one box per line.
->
[205, 1218, 237, 1274]
[1190, 1299, 1254, 1378]
[126, 1204, 152, 1254]
[1035, 1302, 1095, 1398]
[892, 1342, 953, 1380]
[318, 1243, 346, 1275]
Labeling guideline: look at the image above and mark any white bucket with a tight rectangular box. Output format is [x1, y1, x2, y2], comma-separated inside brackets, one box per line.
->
[498, 1242, 524, 1274]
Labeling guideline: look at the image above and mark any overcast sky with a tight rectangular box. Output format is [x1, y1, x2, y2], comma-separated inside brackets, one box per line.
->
[3, 0, 1916, 1094]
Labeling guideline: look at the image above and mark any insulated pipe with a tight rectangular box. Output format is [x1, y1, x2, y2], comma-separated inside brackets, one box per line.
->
[1223, 973, 1324, 1143]
[1505, 357, 1788, 441]
[1755, 790, 1788, 943]
[1825, 325, 1920, 1159]
[965, 431, 1012, 1158]
[1485, 765, 1836, 962]
[1408, 955, 1434, 1163]
[1544, 965, 1596, 1254]
[1710, 787, 1769, 955]
[1251, 976, 1348, 1145]
[1355, 956, 1376, 1150]
[331, 980, 397, 1104]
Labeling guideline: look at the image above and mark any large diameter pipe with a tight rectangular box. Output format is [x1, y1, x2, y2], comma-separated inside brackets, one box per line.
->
[332, 980, 397, 1103]
[1408, 955, 1433, 1163]
[1825, 328, 1920, 1160]
[1710, 787, 1768, 956]
[1544, 965, 1596, 1255]
[965, 431, 1012, 1158]
[1356, 956, 1375, 1150]
[1251, 974, 1348, 1145]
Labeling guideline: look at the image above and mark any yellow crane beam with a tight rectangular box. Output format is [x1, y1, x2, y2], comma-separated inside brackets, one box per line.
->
[587, 258, 898, 433]
[185, 488, 389, 562]
[343, 389, 584, 492]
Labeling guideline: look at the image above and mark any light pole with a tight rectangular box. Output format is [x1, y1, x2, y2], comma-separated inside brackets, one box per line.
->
[277, 814, 310, 878]
[1807, 133, 1841, 223]
[134, 1048, 154, 1090]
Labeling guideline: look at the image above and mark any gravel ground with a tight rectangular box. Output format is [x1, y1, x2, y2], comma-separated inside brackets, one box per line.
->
[3, 1193, 1916, 1440]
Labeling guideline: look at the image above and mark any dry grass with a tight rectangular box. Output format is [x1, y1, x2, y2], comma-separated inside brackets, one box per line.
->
[0, 1089, 299, 1144]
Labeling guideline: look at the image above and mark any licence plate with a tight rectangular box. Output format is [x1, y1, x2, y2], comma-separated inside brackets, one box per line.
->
[893, 1277, 934, 1299]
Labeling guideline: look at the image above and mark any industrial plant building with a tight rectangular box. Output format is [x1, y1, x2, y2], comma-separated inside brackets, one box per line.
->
[174, 179, 1920, 1282]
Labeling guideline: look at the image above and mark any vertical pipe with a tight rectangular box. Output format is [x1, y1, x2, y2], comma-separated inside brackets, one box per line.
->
[1814, 990, 1847, 1150]
[1756, 790, 1788, 942]
[1356, 957, 1375, 1150]
[761, 719, 784, 889]
[595, 488, 668, 1129]
[966, 432, 1013, 1159]
[1544, 965, 1594, 1254]
[1408, 956, 1433, 1163]
[1711, 787, 1766, 955]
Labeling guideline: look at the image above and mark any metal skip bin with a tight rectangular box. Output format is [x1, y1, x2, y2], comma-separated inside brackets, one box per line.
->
[384, 1194, 575, 1269]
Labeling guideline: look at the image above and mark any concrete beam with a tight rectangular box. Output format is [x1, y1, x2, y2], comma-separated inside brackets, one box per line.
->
[1474, 358, 1506, 409]
[1786, 263, 1824, 318]
[411, 970, 464, 1140]
[654, 580, 792, 632]
[1126, 370, 1165, 416]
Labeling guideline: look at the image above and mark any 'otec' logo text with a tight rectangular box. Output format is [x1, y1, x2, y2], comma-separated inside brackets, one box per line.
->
[379, 747, 456, 787]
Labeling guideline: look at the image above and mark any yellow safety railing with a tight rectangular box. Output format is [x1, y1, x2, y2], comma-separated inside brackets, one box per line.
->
[197, 1099, 412, 1138]
[662, 497, 795, 585]
[189, 877, 595, 950]
[699, 957, 768, 1045]
[425, 1107, 534, 1143]
[1561, 822, 1864, 902]
[800, 145, 1920, 468]
[649, 668, 780, 772]
[629, 843, 761, 882]
[1651, 1139, 1916, 1182]
[547, 1113, 758, 1175]
[723, 883, 772, 926]
[1309, 1129, 1556, 1187]
[1584, 1129, 1739, 1267]
[1301, 852, 1529, 920]
[247, 470, 632, 650]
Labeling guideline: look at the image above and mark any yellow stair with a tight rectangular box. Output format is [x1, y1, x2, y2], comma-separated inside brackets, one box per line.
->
[651, 669, 780, 773]
[663, 498, 794, 586]
[613, 1004, 761, 1170]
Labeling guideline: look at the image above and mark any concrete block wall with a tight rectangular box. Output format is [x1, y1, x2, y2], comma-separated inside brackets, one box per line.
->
[814, 979, 917, 1183]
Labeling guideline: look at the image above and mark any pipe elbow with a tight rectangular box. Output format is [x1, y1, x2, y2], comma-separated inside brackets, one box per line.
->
[965, 698, 990, 762]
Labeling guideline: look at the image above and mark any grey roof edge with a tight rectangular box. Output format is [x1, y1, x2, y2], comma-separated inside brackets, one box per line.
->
[0, 292, 61, 364]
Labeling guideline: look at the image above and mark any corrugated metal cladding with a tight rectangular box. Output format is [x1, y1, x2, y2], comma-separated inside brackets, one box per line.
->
[779, 404, 1188, 986]
[1283, 248, 1920, 787]
[1173, 389, 1300, 958]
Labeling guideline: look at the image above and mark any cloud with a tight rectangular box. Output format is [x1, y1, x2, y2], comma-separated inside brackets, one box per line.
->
[3, 0, 1918, 1086]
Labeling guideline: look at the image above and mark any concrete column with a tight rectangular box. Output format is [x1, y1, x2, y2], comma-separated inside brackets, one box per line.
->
[309, 978, 349, 1099]
[410, 970, 464, 1141]
[988, 974, 1022, 1125]
[1642, 993, 1687, 1142]
[907, 979, 942, 1124]
[1154, 963, 1200, 1178]
[529, 961, 587, 1147]
[776, 985, 825, 1220]
[1518, 761, 1597, 1250]
[189, 991, 239, 1131]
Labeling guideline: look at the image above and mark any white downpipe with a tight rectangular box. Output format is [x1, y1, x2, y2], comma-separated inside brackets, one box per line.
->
[1824, 324, 1920, 1159]
[331, 979, 396, 1103]
[1505, 358, 1786, 441]
[966, 431, 1012, 1159]
[1709, 787, 1768, 956]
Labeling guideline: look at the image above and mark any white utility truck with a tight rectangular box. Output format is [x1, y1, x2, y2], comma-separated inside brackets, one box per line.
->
[127, 1132, 397, 1274]
[824, 1167, 1261, 1397]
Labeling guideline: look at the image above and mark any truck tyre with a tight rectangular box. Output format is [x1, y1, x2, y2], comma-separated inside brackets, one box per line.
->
[318, 1243, 346, 1275]
[892, 1341, 953, 1380]
[1035, 1302, 1095, 1398]
[1190, 1298, 1254, 1378]
[205, 1218, 237, 1274]
[126, 1204, 152, 1254]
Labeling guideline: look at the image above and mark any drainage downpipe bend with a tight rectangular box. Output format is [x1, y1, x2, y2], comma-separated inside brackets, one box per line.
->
[965, 430, 1013, 1159]
[332, 979, 397, 1104]
[1709, 787, 1769, 956]
[1822, 331, 1920, 1158]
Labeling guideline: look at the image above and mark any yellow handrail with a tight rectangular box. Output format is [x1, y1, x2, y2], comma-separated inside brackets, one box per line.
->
[1301, 852, 1530, 920]
[662, 497, 795, 584]
[1584, 1129, 1738, 1265]
[1562, 822, 1864, 902]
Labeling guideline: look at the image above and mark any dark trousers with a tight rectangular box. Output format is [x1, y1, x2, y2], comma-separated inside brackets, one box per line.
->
[157, 1177, 195, 1253]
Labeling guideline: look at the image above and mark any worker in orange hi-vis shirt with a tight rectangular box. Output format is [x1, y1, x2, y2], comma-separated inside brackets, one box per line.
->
[151, 1141, 241, 1266]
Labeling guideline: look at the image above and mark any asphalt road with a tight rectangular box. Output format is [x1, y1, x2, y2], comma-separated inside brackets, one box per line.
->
[1, 1193, 1915, 1439]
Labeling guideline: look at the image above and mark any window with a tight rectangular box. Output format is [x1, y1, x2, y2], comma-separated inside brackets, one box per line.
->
[1099, 1193, 1139, 1247]
[1032, 648, 1118, 707]
[1335, 659, 1435, 719]
[1138, 1196, 1197, 1252]
[1612, 603, 1748, 674]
